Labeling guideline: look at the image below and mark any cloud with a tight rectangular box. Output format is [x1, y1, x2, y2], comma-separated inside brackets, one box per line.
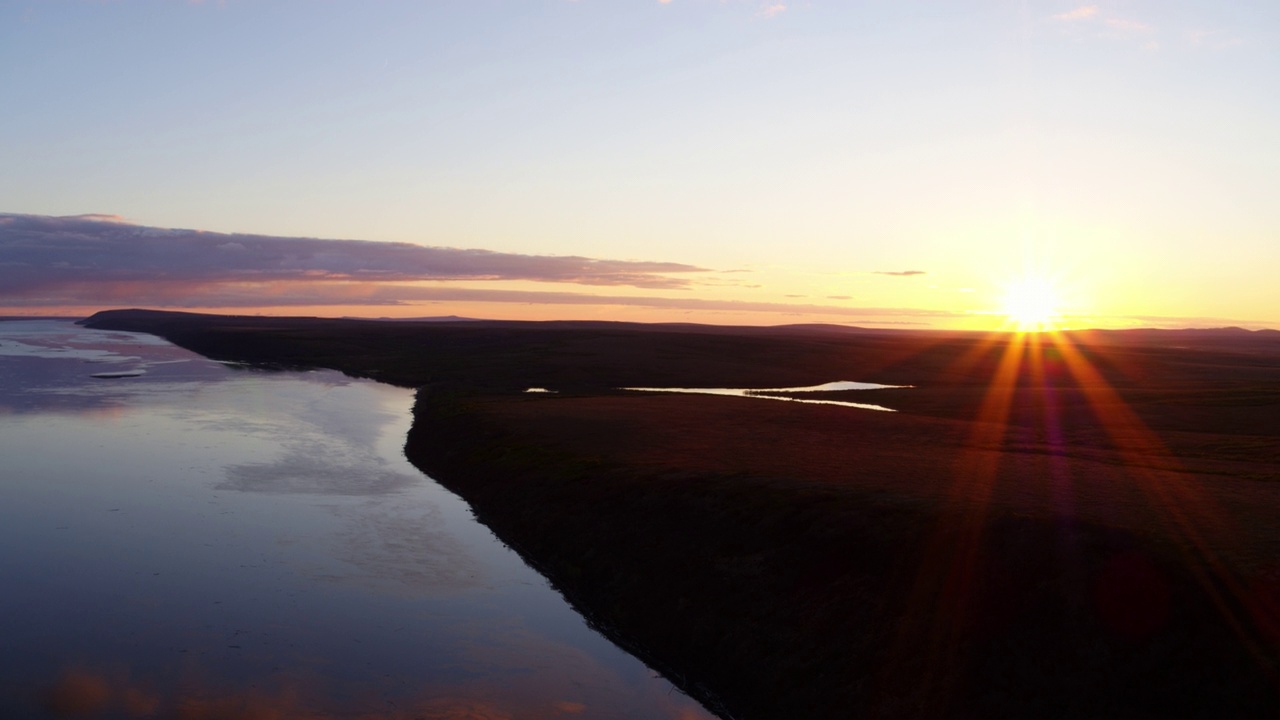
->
[1105, 17, 1152, 32]
[1052, 5, 1098, 22]
[1096, 313, 1279, 330]
[0, 275, 967, 322]
[1050, 5, 1157, 45]
[873, 270, 927, 277]
[1186, 29, 1245, 49]
[759, 4, 786, 18]
[0, 213, 705, 302]
[0, 214, 967, 324]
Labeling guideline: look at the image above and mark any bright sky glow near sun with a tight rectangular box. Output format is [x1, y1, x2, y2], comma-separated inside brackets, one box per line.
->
[2, 1, 1278, 329]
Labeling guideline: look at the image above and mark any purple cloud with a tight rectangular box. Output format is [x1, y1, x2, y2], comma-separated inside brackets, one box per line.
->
[0, 213, 967, 323]
[872, 270, 926, 277]
[0, 277, 968, 322]
[0, 214, 705, 300]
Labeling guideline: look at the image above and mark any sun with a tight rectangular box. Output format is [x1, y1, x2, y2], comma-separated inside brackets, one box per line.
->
[1000, 274, 1062, 332]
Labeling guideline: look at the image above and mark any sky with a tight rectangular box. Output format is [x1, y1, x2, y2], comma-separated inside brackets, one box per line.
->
[2, 1, 1278, 329]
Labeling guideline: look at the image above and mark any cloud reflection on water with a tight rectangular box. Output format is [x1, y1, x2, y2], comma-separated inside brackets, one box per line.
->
[37, 644, 709, 720]
[221, 450, 420, 497]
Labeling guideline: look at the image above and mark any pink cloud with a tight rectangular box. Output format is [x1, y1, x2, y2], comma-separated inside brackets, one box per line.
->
[0, 276, 966, 323]
[1052, 5, 1098, 22]
[1105, 17, 1152, 32]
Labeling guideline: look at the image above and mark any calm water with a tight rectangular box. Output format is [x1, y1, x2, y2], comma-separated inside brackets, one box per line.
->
[619, 381, 903, 412]
[0, 320, 714, 720]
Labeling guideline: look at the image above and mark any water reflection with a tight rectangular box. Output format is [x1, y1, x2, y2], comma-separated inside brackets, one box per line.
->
[621, 380, 906, 412]
[329, 502, 486, 594]
[0, 319, 234, 415]
[220, 448, 422, 496]
[39, 658, 708, 719]
[0, 321, 714, 720]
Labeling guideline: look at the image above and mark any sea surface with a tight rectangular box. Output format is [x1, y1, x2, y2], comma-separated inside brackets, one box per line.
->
[0, 320, 713, 719]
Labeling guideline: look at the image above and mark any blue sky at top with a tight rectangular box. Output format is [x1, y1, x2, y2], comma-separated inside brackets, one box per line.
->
[2, 1, 1277, 327]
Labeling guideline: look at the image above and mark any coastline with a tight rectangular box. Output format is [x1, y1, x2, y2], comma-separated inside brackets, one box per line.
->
[79, 309, 1280, 718]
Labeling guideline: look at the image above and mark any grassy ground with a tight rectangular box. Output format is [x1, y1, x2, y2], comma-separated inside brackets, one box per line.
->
[82, 309, 1280, 718]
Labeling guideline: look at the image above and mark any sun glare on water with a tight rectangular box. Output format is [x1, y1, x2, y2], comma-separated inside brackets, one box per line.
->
[1000, 275, 1062, 332]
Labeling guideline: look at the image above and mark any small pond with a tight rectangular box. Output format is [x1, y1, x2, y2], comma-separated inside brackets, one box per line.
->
[620, 380, 906, 412]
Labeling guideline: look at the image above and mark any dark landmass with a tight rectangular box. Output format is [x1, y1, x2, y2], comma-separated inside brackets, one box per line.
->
[80, 309, 1280, 719]
[0, 316, 83, 321]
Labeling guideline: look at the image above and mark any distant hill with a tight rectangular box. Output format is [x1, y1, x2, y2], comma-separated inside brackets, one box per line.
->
[348, 315, 480, 322]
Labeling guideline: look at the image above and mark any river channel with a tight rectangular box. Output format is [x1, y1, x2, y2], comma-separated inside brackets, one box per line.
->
[0, 319, 714, 719]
